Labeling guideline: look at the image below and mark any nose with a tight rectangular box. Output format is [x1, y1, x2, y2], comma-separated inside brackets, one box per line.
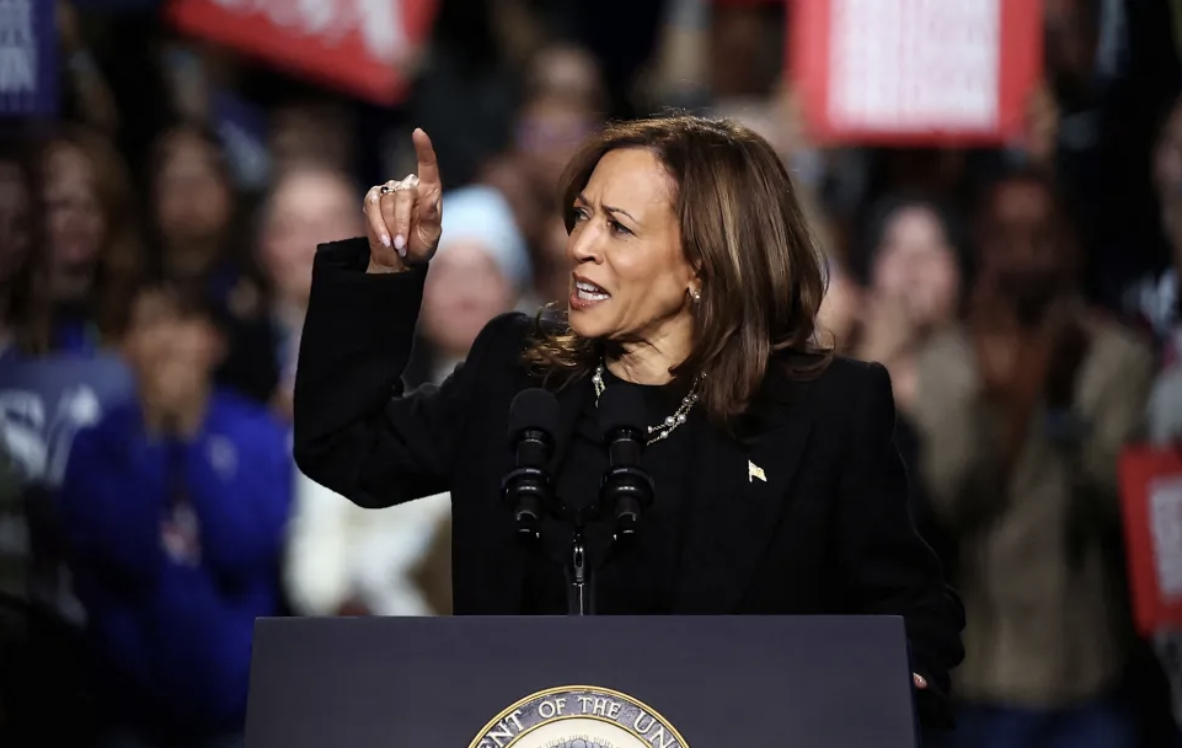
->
[567, 221, 602, 265]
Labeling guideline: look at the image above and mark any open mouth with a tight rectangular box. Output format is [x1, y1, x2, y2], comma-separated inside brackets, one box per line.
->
[574, 279, 610, 302]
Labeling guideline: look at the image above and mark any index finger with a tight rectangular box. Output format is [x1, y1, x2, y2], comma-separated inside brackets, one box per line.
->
[412, 128, 440, 189]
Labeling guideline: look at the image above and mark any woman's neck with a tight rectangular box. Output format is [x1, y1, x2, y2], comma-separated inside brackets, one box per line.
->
[606, 322, 693, 386]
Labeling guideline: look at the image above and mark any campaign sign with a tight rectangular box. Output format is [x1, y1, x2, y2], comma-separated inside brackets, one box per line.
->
[0, 0, 57, 116]
[1120, 445, 1182, 635]
[168, 0, 439, 105]
[789, 0, 1042, 146]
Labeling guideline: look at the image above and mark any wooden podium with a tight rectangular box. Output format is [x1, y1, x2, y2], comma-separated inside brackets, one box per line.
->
[245, 615, 919, 748]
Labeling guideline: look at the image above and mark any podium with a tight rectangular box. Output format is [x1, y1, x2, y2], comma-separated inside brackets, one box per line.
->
[245, 615, 919, 748]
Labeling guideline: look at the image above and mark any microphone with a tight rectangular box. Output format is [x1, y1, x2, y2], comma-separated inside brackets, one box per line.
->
[597, 386, 656, 545]
[502, 388, 560, 543]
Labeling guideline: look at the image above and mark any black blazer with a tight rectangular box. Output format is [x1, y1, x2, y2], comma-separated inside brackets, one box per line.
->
[293, 239, 965, 725]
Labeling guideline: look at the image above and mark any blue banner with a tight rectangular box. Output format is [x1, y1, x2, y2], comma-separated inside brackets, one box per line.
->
[0, 0, 57, 116]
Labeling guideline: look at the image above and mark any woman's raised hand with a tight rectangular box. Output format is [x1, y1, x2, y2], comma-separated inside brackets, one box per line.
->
[364, 129, 443, 273]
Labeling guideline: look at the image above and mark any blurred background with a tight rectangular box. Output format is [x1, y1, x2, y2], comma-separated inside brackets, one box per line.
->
[3, 0, 1182, 746]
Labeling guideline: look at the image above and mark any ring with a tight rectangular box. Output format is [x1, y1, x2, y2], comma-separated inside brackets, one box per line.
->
[379, 184, 395, 195]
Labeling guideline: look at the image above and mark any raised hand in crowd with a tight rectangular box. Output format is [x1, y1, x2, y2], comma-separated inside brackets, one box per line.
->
[364, 129, 443, 273]
[854, 290, 928, 413]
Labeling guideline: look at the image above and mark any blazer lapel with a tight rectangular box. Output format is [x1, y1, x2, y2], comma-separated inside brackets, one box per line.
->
[672, 375, 817, 613]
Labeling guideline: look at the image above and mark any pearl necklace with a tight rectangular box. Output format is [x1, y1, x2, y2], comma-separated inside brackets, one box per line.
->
[591, 363, 701, 445]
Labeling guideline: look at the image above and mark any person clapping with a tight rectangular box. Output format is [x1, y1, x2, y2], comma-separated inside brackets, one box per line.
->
[56, 281, 291, 747]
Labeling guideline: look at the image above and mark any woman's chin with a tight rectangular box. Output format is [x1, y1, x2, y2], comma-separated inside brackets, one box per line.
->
[567, 306, 607, 339]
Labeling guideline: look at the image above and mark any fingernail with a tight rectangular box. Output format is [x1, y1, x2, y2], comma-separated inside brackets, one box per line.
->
[380, 234, 391, 248]
[394, 234, 405, 251]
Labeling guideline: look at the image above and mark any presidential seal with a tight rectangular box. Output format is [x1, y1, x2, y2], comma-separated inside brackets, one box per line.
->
[468, 686, 690, 748]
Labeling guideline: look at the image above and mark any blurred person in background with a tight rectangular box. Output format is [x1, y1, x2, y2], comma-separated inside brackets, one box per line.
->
[254, 162, 364, 420]
[411, 185, 532, 383]
[850, 195, 970, 416]
[0, 139, 89, 748]
[147, 123, 277, 406]
[911, 168, 1154, 748]
[0, 139, 49, 599]
[57, 281, 291, 748]
[481, 43, 606, 295]
[847, 195, 971, 583]
[1129, 95, 1182, 343]
[41, 125, 142, 354]
[285, 184, 529, 618]
[1140, 94, 1182, 739]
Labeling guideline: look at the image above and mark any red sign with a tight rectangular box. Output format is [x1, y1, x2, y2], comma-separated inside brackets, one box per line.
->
[788, 0, 1043, 146]
[169, 0, 439, 105]
[1119, 445, 1182, 635]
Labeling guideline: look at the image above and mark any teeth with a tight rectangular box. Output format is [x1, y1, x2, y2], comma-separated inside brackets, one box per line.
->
[575, 281, 609, 301]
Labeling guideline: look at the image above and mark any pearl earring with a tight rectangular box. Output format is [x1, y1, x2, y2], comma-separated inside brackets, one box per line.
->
[691, 289, 701, 303]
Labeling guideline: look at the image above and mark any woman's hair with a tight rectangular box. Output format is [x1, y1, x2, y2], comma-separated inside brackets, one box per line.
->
[144, 121, 260, 280]
[41, 124, 144, 343]
[0, 131, 50, 354]
[850, 192, 973, 295]
[523, 114, 831, 424]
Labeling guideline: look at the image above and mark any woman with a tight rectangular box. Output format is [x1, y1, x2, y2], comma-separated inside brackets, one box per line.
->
[293, 118, 964, 726]
[40, 125, 142, 353]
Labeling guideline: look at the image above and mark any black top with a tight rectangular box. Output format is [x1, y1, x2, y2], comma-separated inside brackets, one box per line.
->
[292, 239, 965, 727]
[523, 370, 696, 615]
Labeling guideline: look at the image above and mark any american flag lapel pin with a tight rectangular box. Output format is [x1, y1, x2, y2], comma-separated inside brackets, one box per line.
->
[748, 460, 766, 483]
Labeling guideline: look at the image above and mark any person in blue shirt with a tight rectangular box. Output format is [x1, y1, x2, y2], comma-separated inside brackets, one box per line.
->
[57, 280, 292, 748]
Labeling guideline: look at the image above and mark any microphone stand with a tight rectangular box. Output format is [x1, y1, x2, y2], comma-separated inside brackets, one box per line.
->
[556, 504, 596, 616]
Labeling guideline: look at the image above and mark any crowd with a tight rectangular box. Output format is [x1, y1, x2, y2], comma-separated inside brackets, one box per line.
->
[1, 0, 1182, 747]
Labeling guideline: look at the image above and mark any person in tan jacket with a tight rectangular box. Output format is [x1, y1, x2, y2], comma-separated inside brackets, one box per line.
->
[910, 168, 1154, 748]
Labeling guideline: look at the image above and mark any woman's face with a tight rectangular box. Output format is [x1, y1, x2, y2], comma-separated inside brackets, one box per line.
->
[871, 206, 960, 327]
[565, 148, 696, 346]
[0, 162, 31, 283]
[421, 241, 515, 357]
[259, 170, 361, 306]
[43, 143, 105, 301]
[155, 132, 232, 248]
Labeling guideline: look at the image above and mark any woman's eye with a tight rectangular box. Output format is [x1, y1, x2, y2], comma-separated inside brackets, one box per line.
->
[572, 207, 590, 222]
[609, 219, 632, 236]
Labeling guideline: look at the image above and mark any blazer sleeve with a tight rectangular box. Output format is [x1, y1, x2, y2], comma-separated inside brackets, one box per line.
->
[836, 362, 966, 728]
[293, 238, 510, 509]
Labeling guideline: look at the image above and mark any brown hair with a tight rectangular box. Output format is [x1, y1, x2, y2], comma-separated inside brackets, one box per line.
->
[42, 124, 144, 345]
[523, 115, 831, 424]
[0, 133, 50, 354]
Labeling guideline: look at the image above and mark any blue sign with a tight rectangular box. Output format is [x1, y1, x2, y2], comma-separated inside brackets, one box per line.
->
[0, 0, 57, 116]
[0, 351, 134, 489]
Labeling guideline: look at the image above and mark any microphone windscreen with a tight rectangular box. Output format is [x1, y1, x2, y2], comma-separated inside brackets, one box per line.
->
[507, 388, 560, 440]
[597, 383, 647, 439]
